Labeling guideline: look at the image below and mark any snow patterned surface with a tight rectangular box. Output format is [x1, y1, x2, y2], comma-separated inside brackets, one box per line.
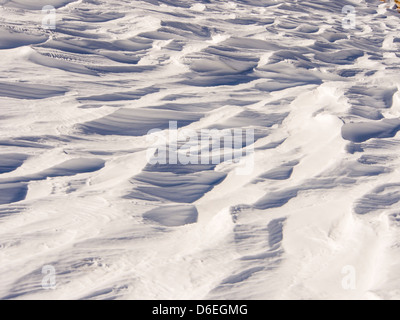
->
[0, 0, 400, 299]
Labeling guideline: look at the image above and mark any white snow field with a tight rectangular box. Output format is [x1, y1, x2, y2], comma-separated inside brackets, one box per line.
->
[0, 0, 400, 300]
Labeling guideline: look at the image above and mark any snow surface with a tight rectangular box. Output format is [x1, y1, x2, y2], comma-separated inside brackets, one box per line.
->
[0, 0, 400, 300]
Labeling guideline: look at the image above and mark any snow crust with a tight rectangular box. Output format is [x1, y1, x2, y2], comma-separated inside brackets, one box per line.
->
[0, 0, 400, 300]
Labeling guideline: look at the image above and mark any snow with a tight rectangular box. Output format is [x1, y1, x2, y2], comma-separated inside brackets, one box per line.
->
[0, 0, 400, 300]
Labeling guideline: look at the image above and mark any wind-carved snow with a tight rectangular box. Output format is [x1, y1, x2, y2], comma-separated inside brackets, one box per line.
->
[0, 0, 400, 300]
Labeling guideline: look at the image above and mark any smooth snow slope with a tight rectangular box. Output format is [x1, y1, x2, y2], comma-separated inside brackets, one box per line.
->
[0, 0, 400, 300]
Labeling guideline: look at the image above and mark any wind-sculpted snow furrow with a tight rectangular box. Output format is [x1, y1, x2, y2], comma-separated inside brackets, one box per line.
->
[0, 82, 68, 100]
[0, 154, 29, 174]
[209, 211, 286, 299]
[1, 0, 77, 10]
[79, 108, 203, 136]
